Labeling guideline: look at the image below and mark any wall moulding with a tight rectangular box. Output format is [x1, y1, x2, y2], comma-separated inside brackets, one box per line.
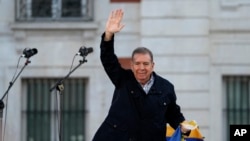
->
[111, 0, 140, 2]
[221, 0, 250, 8]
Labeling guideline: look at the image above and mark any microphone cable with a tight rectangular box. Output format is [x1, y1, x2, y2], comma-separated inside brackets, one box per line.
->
[69, 54, 78, 72]
[53, 47, 92, 141]
[2, 55, 22, 141]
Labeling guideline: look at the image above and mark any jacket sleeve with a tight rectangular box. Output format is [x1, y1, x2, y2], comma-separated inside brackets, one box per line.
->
[166, 85, 185, 129]
[100, 32, 126, 87]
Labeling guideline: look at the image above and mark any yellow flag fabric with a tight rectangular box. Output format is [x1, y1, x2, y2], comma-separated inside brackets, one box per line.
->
[166, 120, 204, 141]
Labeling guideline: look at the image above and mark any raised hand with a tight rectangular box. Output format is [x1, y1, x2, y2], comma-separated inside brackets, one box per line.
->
[104, 9, 125, 41]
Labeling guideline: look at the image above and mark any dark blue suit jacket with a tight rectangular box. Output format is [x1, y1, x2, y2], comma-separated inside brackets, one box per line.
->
[92, 33, 185, 141]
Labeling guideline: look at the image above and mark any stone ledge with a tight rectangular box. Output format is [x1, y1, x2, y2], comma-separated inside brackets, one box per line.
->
[10, 22, 98, 30]
[210, 19, 250, 32]
[221, 0, 250, 7]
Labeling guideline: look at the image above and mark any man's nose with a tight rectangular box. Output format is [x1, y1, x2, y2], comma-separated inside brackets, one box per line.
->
[139, 64, 145, 69]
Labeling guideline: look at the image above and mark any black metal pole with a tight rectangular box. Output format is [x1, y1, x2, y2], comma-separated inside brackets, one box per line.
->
[50, 57, 87, 141]
[50, 58, 87, 92]
[0, 59, 31, 141]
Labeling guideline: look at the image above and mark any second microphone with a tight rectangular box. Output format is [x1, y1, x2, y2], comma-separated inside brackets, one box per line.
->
[77, 46, 93, 57]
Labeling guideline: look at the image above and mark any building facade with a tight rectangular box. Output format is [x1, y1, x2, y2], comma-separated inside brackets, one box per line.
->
[0, 0, 250, 141]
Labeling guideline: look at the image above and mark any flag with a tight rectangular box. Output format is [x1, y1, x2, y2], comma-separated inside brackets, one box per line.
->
[166, 121, 204, 141]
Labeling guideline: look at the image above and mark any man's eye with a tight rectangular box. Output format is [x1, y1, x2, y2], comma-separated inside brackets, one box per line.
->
[134, 63, 140, 65]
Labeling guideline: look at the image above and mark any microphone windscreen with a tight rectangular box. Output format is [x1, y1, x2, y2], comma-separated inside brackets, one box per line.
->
[88, 47, 93, 53]
[32, 48, 38, 54]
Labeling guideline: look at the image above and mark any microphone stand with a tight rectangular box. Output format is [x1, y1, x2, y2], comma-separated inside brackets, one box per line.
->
[0, 59, 31, 141]
[49, 56, 88, 141]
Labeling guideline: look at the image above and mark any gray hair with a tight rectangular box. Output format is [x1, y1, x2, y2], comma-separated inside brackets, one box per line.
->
[131, 47, 154, 62]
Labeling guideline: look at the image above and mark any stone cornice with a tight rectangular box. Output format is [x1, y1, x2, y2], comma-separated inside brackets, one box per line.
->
[10, 22, 98, 30]
[210, 19, 250, 32]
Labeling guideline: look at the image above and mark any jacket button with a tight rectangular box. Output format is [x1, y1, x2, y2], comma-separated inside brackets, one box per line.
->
[131, 91, 134, 94]
[113, 124, 117, 128]
[163, 102, 167, 106]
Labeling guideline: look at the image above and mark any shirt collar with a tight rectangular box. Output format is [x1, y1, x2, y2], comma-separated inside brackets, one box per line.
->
[140, 74, 155, 94]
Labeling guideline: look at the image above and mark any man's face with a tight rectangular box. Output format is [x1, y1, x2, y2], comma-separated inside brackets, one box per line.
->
[131, 53, 154, 85]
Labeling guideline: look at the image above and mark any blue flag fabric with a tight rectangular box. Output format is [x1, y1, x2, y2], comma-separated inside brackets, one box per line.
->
[166, 125, 204, 141]
[167, 126, 182, 141]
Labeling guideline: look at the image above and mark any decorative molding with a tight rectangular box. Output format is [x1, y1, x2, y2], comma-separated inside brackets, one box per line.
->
[210, 19, 250, 32]
[10, 22, 98, 30]
[221, 0, 250, 7]
[111, 0, 140, 3]
[10, 22, 98, 54]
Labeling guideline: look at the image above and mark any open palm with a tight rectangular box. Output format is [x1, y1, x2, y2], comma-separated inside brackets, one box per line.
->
[105, 9, 125, 34]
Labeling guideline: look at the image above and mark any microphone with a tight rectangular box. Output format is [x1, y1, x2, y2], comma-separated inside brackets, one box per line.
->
[22, 48, 38, 58]
[77, 46, 93, 56]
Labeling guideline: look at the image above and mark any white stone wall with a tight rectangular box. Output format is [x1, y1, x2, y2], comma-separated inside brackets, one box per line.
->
[141, 0, 210, 140]
[0, 0, 250, 141]
[210, 0, 250, 141]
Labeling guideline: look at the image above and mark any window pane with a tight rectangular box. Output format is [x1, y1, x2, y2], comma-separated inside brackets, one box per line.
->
[224, 76, 250, 140]
[16, 0, 93, 21]
[23, 78, 86, 141]
[227, 76, 250, 124]
[32, 0, 52, 17]
[62, 79, 86, 141]
[62, 0, 81, 17]
[26, 79, 51, 141]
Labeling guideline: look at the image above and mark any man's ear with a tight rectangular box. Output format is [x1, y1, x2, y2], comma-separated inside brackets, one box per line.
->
[152, 62, 155, 68]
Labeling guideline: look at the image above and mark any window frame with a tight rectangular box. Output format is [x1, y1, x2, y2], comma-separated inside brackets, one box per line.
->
[21, 78, 87, 141]
[223, 75, 250, 141]
[15, 0, 94, 22]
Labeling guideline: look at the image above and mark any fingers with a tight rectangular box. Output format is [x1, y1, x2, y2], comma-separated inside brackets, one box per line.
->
[110, 9, 124, 22]
[105, 8, 125, 38]
[116, 9, 124, 21]
[114, 9, 124, 30]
